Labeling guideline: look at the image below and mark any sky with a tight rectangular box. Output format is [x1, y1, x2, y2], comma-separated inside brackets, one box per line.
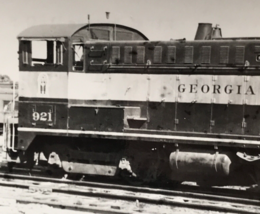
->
[1, 0, 260, 80]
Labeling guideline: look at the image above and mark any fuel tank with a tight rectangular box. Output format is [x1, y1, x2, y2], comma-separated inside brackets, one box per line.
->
[169, 151, 231, 181]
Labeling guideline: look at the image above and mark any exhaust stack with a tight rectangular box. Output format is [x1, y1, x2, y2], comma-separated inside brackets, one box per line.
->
[195, 23, 222, 40]
[195, 23, 212, 40]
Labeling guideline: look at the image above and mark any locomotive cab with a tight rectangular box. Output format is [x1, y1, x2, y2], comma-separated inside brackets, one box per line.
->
[6, 23, 151, 176]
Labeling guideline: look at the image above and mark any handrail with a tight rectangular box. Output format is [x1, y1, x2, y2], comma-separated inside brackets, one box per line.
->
[7, 119, 11, 150]
[2, 112, 7, 152]
[11, 80, 17, 152]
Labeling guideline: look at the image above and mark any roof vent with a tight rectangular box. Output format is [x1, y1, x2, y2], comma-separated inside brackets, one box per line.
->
[212, 24, 222, 39]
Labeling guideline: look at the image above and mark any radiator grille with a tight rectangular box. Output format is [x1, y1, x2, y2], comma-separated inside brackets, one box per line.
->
[220, 46, 229, 64]
[184, 46, 193, 64]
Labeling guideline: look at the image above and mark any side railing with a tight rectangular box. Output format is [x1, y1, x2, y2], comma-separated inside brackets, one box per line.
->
[2, 81, 18, 153]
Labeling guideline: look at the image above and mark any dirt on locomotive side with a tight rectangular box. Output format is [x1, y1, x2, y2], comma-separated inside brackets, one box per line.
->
[2, 20, 260, 213]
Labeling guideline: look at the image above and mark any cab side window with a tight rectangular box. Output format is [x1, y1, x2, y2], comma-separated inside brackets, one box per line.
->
[31, 40, 64, 66]
[72, 44, 84, 71]
[20, 39, 65, 70]
[21, 41, 31, 65]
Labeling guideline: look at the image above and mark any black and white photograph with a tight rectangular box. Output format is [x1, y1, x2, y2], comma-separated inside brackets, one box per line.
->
[0, 0, 260, 213]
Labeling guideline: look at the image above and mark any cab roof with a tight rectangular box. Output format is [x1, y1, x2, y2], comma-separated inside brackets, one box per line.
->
[17, 23, 148, 40]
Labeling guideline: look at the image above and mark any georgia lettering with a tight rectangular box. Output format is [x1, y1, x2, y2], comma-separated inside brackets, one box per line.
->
[178, 84, 255, 95]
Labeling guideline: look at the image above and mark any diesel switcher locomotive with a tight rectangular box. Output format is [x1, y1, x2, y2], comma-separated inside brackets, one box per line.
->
[4, 22, 260, 186]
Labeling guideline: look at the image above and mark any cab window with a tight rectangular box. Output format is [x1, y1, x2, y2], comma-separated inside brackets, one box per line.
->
[20, 39, 65, 70]
[30, 40, 63, 66]
[90, 29, 110, 40]
[72, 44, 84, 71]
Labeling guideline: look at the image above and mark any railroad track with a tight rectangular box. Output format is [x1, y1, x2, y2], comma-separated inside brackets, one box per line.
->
[0, 150, 260, 213]
[0, 172, 259, 214]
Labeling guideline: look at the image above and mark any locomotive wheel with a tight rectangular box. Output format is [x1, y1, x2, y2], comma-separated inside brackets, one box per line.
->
[7, 162, 16, 173]
[41, 143, 69, 178]
[23, 143, 43, 175]
[120, 173, 144, 186]
[119, 147, 168, 185]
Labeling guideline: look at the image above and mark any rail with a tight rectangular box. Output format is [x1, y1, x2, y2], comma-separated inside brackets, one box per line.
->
[0, 172, 259, 214]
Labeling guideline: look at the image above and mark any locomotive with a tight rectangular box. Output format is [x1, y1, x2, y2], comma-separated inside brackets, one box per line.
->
[3, 22, 260, 186]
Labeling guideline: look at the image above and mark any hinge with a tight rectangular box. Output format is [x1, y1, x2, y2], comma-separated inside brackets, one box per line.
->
[244, 76, 250, 82]
[175, 119, 179, 125]
[212, 75, 217, 81]
[210, 120, 215, 126]
[242, 120, 247, 128]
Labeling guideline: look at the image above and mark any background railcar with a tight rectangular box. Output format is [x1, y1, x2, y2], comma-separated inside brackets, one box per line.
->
[4, 23, 260, 186]
[0, 77, 18, 127]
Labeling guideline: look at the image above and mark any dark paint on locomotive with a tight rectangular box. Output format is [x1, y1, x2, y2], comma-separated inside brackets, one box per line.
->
[4, 22, 260, 187]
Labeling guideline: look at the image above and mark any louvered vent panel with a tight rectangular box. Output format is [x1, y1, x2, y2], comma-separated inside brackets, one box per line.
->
[235, 46, 245, 64]
[124, 46, 132, 64]
[136, 46, 145, 63]
[201, 46, 211, 64]
[153, 46, 162, 63]
[184, 46, 193, 63]
[220, 46, 229, 64]
[255, 46, 260, 53]
[167, 46, 176, 63]
[111, 46, 120, 64]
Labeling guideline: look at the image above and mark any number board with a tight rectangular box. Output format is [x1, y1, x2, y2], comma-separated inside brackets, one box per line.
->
[31, 104, 55, 126]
